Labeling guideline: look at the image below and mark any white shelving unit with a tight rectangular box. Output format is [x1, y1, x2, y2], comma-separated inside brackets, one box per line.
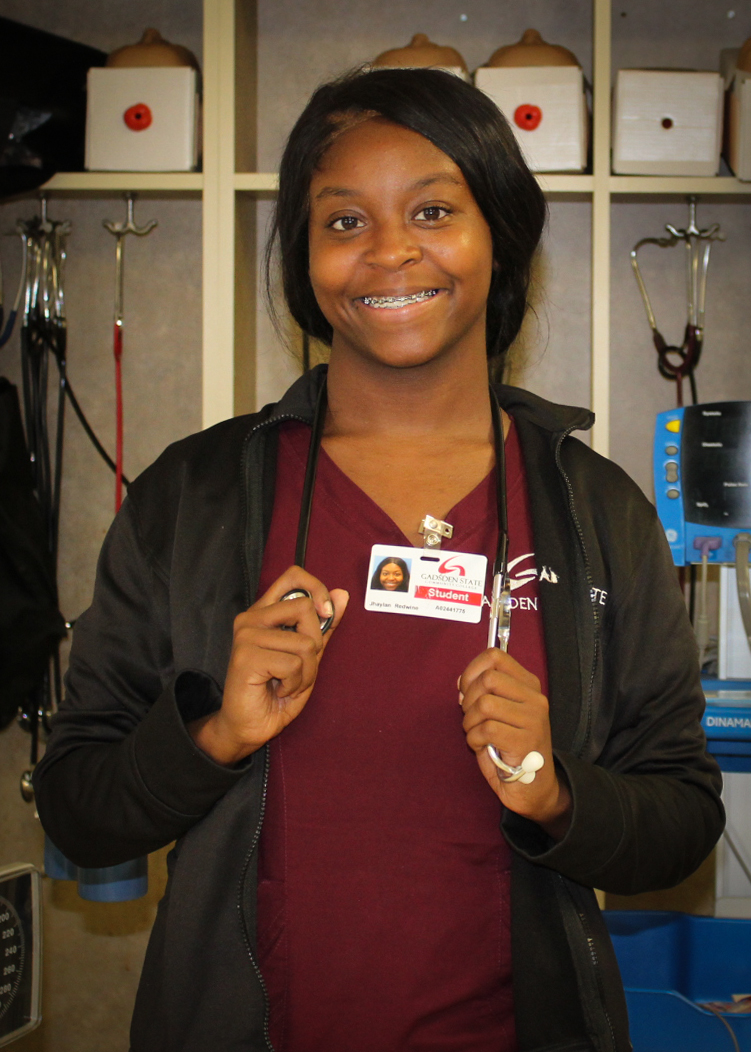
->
[41, 0, 751, 450]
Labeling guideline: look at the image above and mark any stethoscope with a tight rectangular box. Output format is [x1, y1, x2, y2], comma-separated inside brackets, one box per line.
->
[281, 378, 543, 784]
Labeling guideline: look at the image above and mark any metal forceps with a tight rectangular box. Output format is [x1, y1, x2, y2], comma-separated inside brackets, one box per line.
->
[104, 194, 157, 510]
[631, 197, 724, 407]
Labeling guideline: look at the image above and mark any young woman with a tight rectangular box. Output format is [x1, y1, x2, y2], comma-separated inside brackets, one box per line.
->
[370, 555, 410, 591]
[34, 69, 723, 1052]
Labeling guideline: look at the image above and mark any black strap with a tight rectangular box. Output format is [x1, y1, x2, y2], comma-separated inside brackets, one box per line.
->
[294, 379, 328, 567]
[490, 387, 509, 580]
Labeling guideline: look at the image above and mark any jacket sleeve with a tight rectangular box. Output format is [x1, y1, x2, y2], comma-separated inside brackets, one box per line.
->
[32, 496, 249, 868]
[502, 499, 725, 895]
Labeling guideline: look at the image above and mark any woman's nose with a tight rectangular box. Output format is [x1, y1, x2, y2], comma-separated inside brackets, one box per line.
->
[365, 220, 421, 269]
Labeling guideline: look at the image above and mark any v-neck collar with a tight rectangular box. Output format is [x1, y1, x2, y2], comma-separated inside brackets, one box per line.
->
[280, 418, 523, 555]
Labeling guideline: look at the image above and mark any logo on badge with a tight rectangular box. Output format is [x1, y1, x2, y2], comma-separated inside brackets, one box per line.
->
[438, 556, 466, 576]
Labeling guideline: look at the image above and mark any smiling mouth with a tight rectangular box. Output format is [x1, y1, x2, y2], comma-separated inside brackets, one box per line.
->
[360, 289, 441, 310]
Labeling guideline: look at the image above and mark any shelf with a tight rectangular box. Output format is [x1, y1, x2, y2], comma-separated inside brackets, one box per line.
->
[41, 172, 204, 192]
[43, 172, 751, 198]
[235, 173, 278, 191]
[233, 173, 593, 195]
[609, 176, 751, 196]
[536, 174, 594, 194]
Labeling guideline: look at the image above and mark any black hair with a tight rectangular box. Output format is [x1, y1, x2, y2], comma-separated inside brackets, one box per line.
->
[266, 67, 547, 371]
[370, 556, 410, 592]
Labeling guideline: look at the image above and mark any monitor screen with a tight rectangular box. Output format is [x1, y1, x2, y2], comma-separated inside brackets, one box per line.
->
[682, 402, 751, 527]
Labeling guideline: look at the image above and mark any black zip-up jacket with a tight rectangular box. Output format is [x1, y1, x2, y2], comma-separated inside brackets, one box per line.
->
[33, 366, 724, 1052]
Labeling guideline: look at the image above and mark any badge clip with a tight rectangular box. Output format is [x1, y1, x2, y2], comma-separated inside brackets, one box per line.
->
[419, 515, 454, 550]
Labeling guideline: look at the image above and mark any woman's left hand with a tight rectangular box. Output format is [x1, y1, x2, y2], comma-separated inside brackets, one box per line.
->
[459, 648, 572, 839]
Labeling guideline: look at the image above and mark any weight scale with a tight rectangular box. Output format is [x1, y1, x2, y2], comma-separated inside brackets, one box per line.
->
[0, 865, 41, 1048]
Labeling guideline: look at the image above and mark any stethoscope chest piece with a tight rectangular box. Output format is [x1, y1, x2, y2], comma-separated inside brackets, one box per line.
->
[281, 588, 334, 634]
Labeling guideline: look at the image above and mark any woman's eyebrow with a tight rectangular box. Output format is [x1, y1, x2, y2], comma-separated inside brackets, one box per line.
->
[314, 185, 360, 200]
[314, 172, 464, 201]
[410, 173, 465, 191]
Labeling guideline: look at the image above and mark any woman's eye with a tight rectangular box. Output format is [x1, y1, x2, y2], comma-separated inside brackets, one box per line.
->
[416, 206, 449, 222]
[329, 215, 363, 231]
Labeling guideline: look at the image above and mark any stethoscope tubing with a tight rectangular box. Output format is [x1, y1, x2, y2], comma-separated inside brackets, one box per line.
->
[286, 377, 538, 783]
[287, 378, 510, 641]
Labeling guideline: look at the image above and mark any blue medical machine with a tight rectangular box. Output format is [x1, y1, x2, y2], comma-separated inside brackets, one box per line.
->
[655, 401, 751, 568]
[654, 401, 751, 772]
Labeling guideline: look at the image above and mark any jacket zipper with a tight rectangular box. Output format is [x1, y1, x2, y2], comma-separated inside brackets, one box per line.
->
[566, 886, 617, 1052]
[237, 746, 274, 1051]
[237, 410, 312, 1052]
[554, 426, 616, 1052]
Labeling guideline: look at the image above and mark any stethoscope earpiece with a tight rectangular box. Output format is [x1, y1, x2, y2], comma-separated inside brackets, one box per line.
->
[280, 588, 334, 634]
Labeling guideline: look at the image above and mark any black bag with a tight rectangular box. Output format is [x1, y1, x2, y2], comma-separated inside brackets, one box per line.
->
[0, 17, 106, 198]
[0, 378, 66, 729]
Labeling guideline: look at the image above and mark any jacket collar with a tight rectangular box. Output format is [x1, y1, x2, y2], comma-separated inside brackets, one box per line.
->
[263, 363, 595, 438]
[259, 364, 326, 427]
[260, 366, 593, 439]
[494, 383, 594, 436]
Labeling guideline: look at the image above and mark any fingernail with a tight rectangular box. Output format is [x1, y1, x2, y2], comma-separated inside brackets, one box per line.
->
[323, 599, 334, 618]
[458, 691, 464, 706]
[457, 676, 462, 689]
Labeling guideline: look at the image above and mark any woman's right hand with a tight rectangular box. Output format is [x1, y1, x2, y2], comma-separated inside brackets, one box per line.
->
[187, 566, 349, 765]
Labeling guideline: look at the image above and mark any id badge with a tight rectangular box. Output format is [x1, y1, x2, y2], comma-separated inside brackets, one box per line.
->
[364, 544, 488, 624]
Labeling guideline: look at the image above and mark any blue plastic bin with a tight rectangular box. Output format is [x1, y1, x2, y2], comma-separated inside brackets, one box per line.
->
[44, 836, 148, 901]
[604, 910, 751, 1052]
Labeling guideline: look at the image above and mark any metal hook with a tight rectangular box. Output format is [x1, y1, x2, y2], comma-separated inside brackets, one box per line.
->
[664, 196, 724, 244]
[103, 192, 158, 240]
[103, 194, 157, 325]
[38, 193, 54, 235]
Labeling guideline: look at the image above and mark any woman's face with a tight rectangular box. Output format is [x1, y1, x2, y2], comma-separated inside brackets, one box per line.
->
[308, 117, 494, 371]
[379, 562, 404, 590]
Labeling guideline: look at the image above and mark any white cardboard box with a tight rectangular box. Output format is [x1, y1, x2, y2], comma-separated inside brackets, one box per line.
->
[612, 69, 723, 176]
[86, 67, 199, 171]
[726, 70, 751, 181]
[474, 65, 587, 172]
